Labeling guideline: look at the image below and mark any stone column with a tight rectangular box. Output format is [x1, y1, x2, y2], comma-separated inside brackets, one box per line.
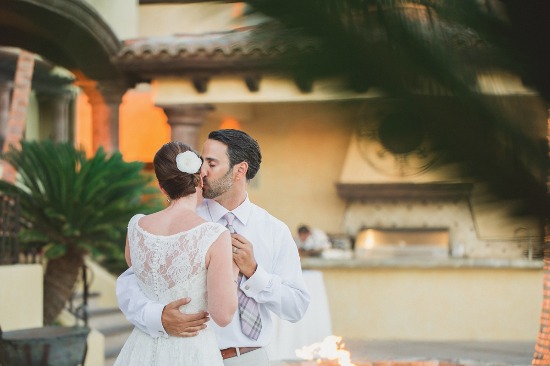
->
[51, 91, 73, 142]
[36, 90, 73, 142]
[79, 80, 127, 153]
[158, 104, 214, 150]
[0, 80, 12, 149]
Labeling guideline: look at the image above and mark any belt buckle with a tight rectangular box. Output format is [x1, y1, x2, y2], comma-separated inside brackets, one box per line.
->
[221, 347, 237, 360]
[221, 346, 259, 360]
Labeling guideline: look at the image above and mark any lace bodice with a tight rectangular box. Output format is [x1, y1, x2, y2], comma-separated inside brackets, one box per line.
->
[113, 215, 227, 366]
[127, 214, 227, 313]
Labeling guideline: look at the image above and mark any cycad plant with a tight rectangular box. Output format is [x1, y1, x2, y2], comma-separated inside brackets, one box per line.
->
[0, 141, 158, 324]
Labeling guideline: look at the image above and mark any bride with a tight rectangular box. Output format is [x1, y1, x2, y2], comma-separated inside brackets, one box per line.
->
[114, 142, 238, 366]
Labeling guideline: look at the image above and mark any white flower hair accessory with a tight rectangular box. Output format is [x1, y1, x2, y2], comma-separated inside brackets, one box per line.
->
[175, 151, 202, 174]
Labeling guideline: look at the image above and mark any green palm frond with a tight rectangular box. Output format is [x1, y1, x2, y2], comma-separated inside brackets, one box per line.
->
[0, 141, 159, 259]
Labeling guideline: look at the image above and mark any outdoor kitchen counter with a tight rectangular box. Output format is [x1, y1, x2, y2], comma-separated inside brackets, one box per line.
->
[300, 256, 543, 269]
[297, 256, 543, 341]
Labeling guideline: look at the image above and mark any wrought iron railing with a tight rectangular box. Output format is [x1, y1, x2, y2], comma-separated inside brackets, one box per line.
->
[18, 246, 44, 264]
[0, 193, 20, 265]
[67, 264, 93, 327]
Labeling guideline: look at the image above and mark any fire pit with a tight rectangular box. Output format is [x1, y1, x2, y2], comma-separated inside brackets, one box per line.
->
[275, 361, 469, 366]
[272, 336, 519, 366]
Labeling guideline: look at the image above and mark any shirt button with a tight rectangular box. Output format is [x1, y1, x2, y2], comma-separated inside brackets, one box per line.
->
[245, 285, 250, 290]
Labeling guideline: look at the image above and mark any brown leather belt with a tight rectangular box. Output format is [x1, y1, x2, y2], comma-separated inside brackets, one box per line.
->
[220, 347, 260, 359]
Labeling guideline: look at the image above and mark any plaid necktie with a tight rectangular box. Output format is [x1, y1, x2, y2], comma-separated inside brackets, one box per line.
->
[223, 212, 263, 340]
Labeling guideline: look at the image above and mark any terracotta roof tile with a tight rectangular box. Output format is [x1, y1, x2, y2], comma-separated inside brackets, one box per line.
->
[114, 26, 320, 65]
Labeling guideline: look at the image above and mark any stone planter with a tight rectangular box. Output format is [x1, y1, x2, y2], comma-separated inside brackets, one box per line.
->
[0, 325, 90, 366]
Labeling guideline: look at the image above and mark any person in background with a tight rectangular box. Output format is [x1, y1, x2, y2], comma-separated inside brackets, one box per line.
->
[295, 225, 332, 257]
[117, 129, 310, 366]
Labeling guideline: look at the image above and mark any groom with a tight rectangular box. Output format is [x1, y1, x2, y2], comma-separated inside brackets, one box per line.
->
[117, 129, 310, 366]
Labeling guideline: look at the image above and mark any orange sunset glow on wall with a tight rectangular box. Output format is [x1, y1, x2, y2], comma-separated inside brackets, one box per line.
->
[75, 88, 170, 162]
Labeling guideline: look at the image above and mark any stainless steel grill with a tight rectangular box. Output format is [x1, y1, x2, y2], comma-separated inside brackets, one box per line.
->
[354, 227, 449, 258]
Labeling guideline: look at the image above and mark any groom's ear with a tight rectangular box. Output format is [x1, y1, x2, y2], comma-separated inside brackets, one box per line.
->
[235, 161, 248, 180]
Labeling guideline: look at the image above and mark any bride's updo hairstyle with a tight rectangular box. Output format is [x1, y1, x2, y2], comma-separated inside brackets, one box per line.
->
[154, 142, 202, 200]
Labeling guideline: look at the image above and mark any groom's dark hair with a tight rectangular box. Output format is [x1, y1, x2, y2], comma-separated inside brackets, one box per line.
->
[208, 129, 262, 180]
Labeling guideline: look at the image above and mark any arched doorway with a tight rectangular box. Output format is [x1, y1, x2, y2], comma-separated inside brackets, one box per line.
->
[0, 0, 130, 151]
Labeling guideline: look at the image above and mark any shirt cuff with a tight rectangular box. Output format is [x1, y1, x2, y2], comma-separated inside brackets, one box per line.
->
[241, 264, 270, 297]
[144, 302, 169, 338]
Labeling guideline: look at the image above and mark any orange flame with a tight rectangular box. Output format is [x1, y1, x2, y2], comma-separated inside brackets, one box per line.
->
[295, 336, 356, 366]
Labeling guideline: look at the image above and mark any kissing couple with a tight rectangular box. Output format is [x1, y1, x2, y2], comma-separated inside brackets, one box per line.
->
[114, 129, 310, 366]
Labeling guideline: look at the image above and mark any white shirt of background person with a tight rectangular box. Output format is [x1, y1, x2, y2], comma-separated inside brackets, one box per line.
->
[297, 227, 331, 251]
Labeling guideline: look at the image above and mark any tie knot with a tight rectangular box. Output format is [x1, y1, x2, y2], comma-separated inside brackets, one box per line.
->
[224, 212, 236, 233]
[224, 212, 235, 225]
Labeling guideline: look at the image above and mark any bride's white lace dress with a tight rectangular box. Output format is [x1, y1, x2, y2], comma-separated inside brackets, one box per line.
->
[114, 214, 226, 366]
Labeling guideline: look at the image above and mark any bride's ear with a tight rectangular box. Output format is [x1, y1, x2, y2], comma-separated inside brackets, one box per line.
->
[159, 184, 168, 197]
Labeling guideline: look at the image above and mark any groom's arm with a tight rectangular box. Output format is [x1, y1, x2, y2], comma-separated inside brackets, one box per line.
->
[116, 267, 167, 337]
[116, 267, 209, 337]
[233, 226, 310, 322]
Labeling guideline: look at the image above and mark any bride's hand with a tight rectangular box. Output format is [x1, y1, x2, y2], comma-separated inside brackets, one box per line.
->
[161, 298, 210, 337]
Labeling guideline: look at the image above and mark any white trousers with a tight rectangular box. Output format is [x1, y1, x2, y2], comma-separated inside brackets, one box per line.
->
[223, 348, 271, 366]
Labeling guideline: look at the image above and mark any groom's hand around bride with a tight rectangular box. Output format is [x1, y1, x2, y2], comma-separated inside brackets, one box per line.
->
[161, 297, 210, 337]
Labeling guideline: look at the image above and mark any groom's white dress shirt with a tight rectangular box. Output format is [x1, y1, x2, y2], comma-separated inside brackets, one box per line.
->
[116, 195, 310, 349]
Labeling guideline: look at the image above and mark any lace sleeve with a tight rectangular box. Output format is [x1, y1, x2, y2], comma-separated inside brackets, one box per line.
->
[197, 223, 229, 262]
[127, 214, 144, 233]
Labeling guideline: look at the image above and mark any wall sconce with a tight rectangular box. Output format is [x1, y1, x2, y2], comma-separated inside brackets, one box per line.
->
[219, 117, 241, 130]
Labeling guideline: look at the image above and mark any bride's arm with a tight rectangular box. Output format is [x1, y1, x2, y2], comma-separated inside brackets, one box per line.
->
[124, 235, 131, 266]
[205, 230, 238, 326]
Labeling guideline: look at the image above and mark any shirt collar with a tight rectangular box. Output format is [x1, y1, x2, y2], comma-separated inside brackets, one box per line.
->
[205, 194, 252, 226]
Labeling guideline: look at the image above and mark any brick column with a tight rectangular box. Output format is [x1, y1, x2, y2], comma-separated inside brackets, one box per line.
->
[1, 51, 34, 183]
[158, 104, 214, 150]
[0, 79, 12, 149]
[533, 107, 550, 365]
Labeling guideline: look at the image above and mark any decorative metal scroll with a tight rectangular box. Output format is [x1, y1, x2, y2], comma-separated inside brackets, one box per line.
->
[0, 193, 20, 265]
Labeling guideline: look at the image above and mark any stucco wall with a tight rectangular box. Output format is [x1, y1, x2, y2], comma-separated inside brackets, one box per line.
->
[138, 3, 253, 37]
[0, 264, 43, 331]
[192, 98, 543, 255]
[134, 72, 545, 258]
[199, 101, 357, 234]
[85, 0, 138, 40]
[317, 266, 542, 341]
